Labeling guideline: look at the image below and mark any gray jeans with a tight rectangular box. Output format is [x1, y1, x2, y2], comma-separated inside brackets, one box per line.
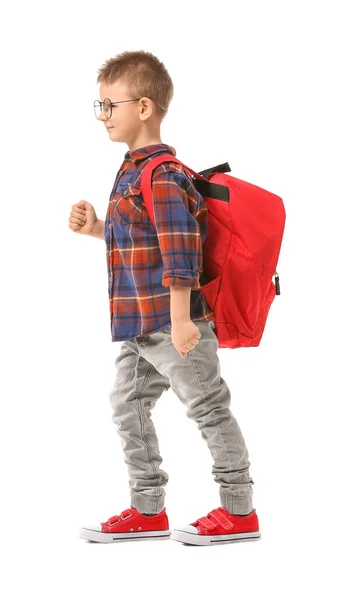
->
[109, 319, 254, 515]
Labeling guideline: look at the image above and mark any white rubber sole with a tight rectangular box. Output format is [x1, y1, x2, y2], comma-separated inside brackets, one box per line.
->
[79, 527, 171, 543]
[171, 528, 261, 546]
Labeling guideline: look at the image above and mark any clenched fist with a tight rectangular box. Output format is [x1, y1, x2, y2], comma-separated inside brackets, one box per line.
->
[68, 200, 99, 236]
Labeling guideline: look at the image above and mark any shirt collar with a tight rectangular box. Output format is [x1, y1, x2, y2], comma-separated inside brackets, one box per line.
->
[124, 143, 176, 163]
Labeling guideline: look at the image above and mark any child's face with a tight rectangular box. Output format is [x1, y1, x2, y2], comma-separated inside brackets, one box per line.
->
[98, 80, 156, 149]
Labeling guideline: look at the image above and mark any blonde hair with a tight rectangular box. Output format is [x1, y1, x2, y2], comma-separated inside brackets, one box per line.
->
[96, 50, 174, 122]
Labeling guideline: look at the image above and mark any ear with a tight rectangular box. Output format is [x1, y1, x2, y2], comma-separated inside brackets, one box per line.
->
[139, 97, 154, 119]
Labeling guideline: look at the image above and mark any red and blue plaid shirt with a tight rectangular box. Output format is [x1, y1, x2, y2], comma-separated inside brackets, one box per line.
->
[104, 143, 214, 342]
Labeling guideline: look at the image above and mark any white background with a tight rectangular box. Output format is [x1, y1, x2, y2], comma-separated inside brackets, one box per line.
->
[1, 0, 336, 598]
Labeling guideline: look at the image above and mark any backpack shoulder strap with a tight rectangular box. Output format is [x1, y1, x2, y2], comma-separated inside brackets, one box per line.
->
[139, 154, 208, 226]
[139, 154, 231, 225]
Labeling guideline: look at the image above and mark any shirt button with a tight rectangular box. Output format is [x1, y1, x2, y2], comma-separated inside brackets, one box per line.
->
[123, 189, 128, 195]
[108, 223, 112, 228]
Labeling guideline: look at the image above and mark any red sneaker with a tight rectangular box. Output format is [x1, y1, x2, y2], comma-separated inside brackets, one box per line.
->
[171, 506, 261, 545]
[79, 507, 170, 543]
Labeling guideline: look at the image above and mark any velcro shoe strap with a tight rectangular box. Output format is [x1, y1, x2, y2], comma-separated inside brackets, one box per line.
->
[197, 509, 234, 534]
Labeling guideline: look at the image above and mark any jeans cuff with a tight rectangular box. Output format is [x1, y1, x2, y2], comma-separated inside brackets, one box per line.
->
[130, 492, 165, 514]
[220, 492, 254, 515]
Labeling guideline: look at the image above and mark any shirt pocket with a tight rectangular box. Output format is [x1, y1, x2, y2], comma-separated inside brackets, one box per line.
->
[112, 183, 143, 225]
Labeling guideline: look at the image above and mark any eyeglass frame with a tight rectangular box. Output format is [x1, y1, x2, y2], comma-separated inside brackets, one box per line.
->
[93, 96, 166, 119]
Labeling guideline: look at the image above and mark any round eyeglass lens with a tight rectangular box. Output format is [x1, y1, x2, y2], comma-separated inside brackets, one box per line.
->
[94, 99, 111, 119]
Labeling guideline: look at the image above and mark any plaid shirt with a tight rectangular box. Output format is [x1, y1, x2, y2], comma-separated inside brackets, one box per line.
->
[104, 143, 214, 342]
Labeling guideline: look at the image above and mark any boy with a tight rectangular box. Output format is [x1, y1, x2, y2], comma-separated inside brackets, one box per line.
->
[70, 50, 260, 545]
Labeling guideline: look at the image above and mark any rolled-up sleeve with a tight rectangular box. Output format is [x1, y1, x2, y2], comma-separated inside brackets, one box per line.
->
[151, 165, 203, 290]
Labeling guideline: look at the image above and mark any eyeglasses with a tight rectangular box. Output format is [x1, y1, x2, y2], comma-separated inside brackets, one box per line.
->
[93, 96, 166, 119]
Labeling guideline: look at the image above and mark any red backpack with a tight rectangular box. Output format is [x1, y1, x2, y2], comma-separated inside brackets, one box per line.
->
[140, 155, 286, 349]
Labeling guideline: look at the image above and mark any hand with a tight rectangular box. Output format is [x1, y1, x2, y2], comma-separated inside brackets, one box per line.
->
[171, 319, 201, 358]
[68, 200, 99, 236]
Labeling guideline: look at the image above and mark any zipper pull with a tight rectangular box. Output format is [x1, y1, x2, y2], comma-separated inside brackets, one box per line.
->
[275, 271, 280, 295]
